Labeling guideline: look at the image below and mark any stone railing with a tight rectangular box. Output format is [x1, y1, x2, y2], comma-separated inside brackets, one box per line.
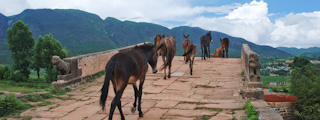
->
[52, 42, 151, 89]
[241, 44, 283, 120]
[241, 44, 264, 100]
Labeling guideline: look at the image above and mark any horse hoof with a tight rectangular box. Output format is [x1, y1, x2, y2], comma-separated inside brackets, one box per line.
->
[131, 107, 136, 113]
[168, 75, 171, 78]
[139, 112, 144, 117]
[163, 77, 166, 79]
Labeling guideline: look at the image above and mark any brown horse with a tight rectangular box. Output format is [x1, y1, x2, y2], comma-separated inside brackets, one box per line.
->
[182, 34, 191, 62]
[220, 38, 230, 58]
[100, 43, 158, 120]
[212, 48, 224, 58]
[154, 34, 165, 55]
[183, 43, 196, 75]
[157, 36, 176, 79]
[200, 31, 213, 60]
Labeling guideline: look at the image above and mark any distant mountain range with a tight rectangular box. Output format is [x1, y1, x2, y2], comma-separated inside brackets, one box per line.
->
[0, 9, 295, 64]
[277, 47, 320, 57]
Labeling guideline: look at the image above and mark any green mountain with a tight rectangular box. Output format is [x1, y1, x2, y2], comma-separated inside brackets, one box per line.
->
[0, 9, 292, 64]
[277, 47, 320, 57]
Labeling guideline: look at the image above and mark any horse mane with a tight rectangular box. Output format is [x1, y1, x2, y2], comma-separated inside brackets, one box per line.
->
[137, 43, 154, 51]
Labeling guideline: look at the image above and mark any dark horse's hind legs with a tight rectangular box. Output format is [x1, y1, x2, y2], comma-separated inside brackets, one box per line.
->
[109, 89, 125, 120]
[208, 46, 211, 58]
[201, 47, 203, 60]
[131, 84, 138, 113]
[113, 88, 125, 120]
[138, 79, 145, 117]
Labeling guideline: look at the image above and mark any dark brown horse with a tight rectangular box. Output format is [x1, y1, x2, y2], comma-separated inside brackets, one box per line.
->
[100, 43, 158, 120]
[212, 48, 224, 58]
[157, 36, 176, 79]
[220, 38, 230, 58]
[182, 34, 191, 62]
[200, 31, 213, 60]
[183, 43, 196, 75]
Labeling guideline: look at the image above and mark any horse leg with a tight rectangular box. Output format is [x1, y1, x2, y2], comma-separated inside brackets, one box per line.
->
[138, 77, 145, 117]
[112, 88, 125, 120]
[189, 60, 192, 75]
[201, 46, 203, 60]
[184, 49, 186, 61]
[226, 49, 228, 58]
[131, 84, 138, 113]
[109, 89, 125, 120]
[168, 63, 172, 78]
[208, 45, 211, 58]
[162, 56, 167, 79]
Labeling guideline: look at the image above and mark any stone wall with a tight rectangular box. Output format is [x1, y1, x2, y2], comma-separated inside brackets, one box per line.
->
[267, 102, 297, 120]
[241, 44, 283, 120]
[241, 44, 264, 100]
[52, 42, 150, 89]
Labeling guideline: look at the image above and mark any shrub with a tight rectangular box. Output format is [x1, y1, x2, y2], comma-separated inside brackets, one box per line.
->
[290, 64, 320, 119]
[243, 101, 258, 120]
[0, 94, 31, 117]
[25, 93, 43, 102]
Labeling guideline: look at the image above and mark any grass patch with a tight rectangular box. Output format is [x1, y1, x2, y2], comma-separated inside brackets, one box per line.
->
[0, 80, 50, 93]
[196, 115, 215, 120]
[194, 107, 223, 112]
[195, 85, 216, 88]
[37, 101, 54, 106]
[243, 101, 258, 120]
[0, 94, 32, 117]
[86, 71, 105, 83]
[179, 101, 212, 105]
[21, 115, 32, 120]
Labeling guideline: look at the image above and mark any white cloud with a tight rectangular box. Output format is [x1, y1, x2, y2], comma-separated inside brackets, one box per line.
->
[188, 0, 320, 48]
[1, 0, 320, 48]
[271, 12, 320, 48]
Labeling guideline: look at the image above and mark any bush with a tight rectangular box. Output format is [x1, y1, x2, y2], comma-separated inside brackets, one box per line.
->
[45, 68, 59, 83]
[49, 86, 66, 95]
[25, 93, 43, 102]
[290, 57, 320, 119]
[243, 101, 258, 120]
[0, 94, 31, 117]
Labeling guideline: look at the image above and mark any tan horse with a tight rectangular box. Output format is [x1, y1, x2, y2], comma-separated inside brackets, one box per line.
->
[183, 43, 196, 75]
[182, 34, 191, 62]
[220, 38, 230, 58]
[212, 48, 224, 58]
[157, 36, 177, 79]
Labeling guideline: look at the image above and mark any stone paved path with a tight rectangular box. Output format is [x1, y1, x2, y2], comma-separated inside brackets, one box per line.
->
[20, 56, 246, 120]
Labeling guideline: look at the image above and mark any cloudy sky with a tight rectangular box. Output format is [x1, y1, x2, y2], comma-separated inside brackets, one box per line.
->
[1, 0, 320, 48]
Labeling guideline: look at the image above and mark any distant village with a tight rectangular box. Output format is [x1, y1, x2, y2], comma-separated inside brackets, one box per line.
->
[260, 59, 320, 76]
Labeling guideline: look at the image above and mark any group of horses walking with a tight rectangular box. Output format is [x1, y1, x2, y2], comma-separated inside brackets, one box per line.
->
[99, 32, 230, 120]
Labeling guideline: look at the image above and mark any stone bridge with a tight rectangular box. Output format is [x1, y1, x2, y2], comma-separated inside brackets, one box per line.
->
[21, 43, 282, 120]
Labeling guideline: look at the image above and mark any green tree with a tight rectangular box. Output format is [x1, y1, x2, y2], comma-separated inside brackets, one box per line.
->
[32, 34, 67, 82]
[6, 20, 35, 81]
[290, 56, 320, 119]
[290, 56, 310, 69]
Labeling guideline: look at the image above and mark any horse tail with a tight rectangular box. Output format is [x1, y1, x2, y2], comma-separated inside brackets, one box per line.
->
[183, 46, 193, 56]
[100, 60, 114, 110]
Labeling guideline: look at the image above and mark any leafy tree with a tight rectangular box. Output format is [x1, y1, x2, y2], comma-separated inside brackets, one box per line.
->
[290, 56, 310, 69]
[6, 20, 35, 81]
[290, 56, 320, 119]
[32, 34, 67, 82]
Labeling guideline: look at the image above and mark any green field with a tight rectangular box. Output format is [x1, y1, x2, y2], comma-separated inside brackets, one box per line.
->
[261, 75, 291, 86]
